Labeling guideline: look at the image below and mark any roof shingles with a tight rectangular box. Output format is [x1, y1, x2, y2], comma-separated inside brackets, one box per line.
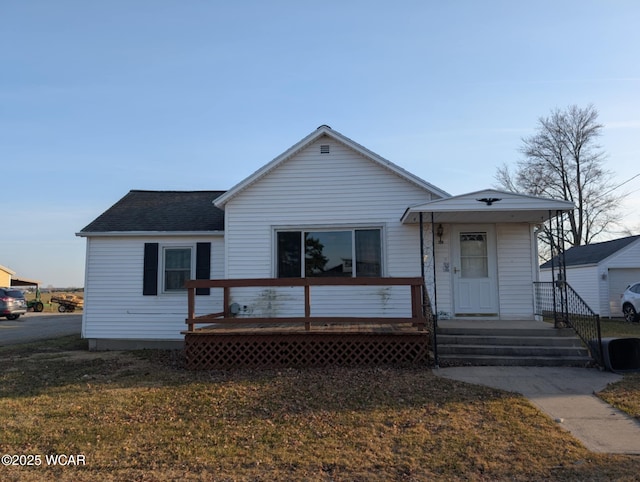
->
[80, 190, 225, 233]
[541, 235, 640, 268]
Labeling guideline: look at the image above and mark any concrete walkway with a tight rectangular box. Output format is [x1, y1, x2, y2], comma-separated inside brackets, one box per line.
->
[434, 366, 640, 455]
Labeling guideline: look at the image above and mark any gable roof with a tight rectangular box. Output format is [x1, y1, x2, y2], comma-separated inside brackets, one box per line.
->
[540, 235, 640, 269]
[77, 190, 225, 236]
[214, 125, 450, 208]
[402, 188, 575, 224]
[0, 265, 16, 276]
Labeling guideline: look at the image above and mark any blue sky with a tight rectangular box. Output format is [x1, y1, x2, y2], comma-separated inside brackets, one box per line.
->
[2, 1, 639, 287]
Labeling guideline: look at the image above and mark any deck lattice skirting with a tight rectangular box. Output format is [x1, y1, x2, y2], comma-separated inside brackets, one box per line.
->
[185, 332, 429, 370]
[183, 277, 430, 370]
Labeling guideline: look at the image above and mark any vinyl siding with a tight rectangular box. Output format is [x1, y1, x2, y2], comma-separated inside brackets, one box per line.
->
[497, 224, 535, 319]
[223, 138, 433, 317]
[540, 265, 600, 314]
[432, 223, 536, 319]
[431, 223, 453, 318]
[83, 235, 224, 340]
[566, 266, 600, 313]
[539, 240, 640, 316]
[539, 269, 553, 282]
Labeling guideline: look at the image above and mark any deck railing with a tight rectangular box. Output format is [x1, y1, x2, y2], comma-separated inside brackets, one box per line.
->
[184, 277, 427, 333]
[533, 281, 603, 366]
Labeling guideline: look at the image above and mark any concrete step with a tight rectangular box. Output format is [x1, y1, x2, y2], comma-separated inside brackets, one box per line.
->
[435, 324, 593, 367]
[437, 343, 589, 357]
[437, 334, 584, 347]
[437, 354, 592, 367]
[437, 327, 577, 337]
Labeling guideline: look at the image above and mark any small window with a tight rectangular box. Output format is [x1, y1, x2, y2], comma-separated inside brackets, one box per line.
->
[164, 247, 192, 291]
[320, 144, 330, 154]
[144, 242, 211, 296]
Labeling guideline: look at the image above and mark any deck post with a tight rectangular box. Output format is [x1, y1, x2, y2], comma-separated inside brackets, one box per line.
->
[187, 287, 195, 332]
[411, 283, 425, 331]
[223, 286, 230, 317]
[304, 283, 311, 331]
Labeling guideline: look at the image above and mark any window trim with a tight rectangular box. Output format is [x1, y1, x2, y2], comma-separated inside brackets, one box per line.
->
[273, 226, 384, 278]
[161, 244, 195, 293]
[143, 242, 212, 296]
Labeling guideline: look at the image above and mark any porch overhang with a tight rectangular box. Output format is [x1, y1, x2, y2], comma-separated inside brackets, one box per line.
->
[401, 189, 575, 224]
[401, 208, 570, 224]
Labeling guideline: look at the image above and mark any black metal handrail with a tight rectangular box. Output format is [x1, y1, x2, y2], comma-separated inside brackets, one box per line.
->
[533, 281, 603, 366]
[421, 281, 438, 367]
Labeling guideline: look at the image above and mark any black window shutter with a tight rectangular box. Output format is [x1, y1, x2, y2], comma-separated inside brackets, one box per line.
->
[143, 243, 159, 296]
[195, 242, 211, 296]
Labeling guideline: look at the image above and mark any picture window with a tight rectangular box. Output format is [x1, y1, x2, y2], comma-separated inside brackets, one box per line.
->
[277, 229, 381, 278]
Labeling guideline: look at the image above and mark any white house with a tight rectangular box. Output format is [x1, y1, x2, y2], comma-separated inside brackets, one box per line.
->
[540, 235, 640, 318]
[77, 126, 573, 349]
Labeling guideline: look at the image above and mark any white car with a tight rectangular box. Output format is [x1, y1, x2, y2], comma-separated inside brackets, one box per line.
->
[621, 282, 640, 323]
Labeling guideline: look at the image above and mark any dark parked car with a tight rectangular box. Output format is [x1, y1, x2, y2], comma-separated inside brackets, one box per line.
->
[0, 288, 27, 320]
[621, 282, 640, 323]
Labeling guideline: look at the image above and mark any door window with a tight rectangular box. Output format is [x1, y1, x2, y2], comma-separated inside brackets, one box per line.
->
[459, 232, 488, 278]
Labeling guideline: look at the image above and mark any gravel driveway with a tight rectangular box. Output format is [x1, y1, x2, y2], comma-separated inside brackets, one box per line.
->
[0, 312, 82, 346]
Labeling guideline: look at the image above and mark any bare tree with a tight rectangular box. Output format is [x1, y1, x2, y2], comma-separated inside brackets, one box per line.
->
[496, 104, 623, 248]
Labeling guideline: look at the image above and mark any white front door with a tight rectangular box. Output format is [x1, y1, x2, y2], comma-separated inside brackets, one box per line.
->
[452, 225, 499, 316]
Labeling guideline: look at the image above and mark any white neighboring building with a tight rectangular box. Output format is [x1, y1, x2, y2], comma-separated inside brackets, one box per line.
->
[540, 235, 640, 318]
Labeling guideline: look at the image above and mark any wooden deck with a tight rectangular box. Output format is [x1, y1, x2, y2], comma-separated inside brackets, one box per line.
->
[183, 278, 431, 370]
[190, 321, 423, 334]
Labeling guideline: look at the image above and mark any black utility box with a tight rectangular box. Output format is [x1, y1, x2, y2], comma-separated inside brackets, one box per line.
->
[593, 337, 640, 373]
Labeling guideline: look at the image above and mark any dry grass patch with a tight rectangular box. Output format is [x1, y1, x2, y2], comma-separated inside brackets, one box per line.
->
[595, 319, 640, 420]
[599, 373, 640, 421]
[1, 336, 639, 481]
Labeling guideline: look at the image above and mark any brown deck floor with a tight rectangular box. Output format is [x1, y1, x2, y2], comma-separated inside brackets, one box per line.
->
[188, 322, 426, 335]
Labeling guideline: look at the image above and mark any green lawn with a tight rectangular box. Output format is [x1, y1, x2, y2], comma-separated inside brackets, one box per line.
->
[1, 336, 639, 481]
[600, 318, 640, 338]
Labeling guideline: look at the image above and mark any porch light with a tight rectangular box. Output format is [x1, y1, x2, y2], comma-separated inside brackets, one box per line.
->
[436, 224, 444, 244]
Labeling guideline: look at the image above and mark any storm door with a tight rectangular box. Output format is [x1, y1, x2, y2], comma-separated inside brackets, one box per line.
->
[452, 226, 498, 316]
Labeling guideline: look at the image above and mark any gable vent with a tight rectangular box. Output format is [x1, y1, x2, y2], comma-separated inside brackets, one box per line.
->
[320, 144, 330, 154]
